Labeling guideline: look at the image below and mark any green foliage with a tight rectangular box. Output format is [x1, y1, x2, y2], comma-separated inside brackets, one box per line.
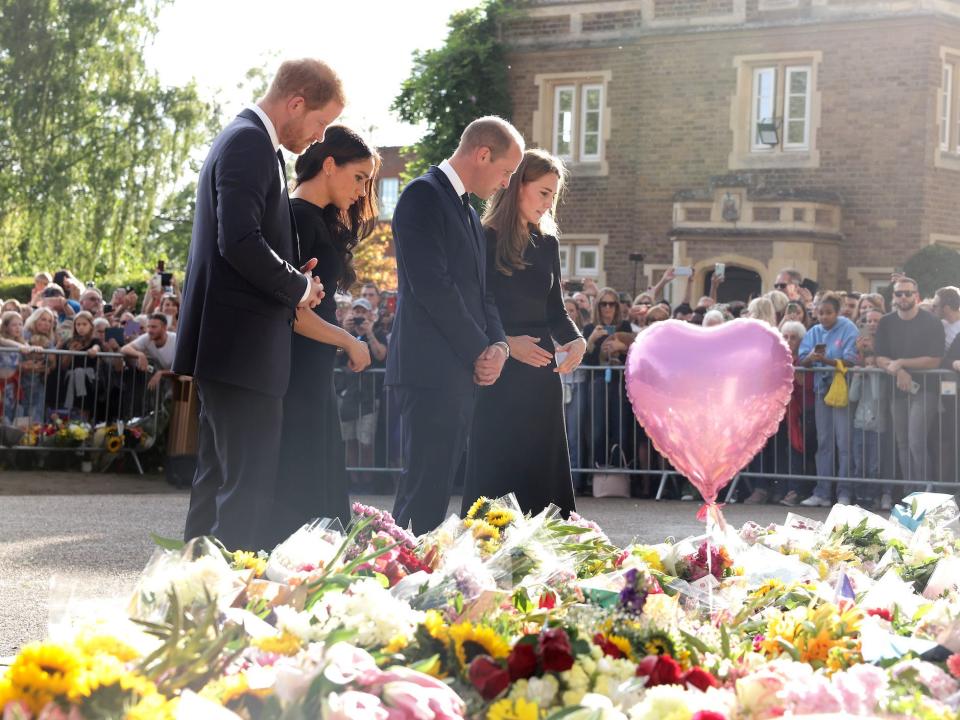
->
[903, 244, 960, 298]
[391, 0, 514, 181]
[0, 0, 216, 277]
[0, 273, 159, 305]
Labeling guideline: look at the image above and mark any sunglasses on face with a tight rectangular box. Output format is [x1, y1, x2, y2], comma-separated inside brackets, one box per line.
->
[893, 291, 914, 298]
[635, 302, 651, 307]
[598, 301, 618, 308]
[774, 283, 789, 290]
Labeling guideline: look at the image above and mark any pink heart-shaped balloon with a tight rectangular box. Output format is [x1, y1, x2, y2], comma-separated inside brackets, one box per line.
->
[625, 319, 795, 505]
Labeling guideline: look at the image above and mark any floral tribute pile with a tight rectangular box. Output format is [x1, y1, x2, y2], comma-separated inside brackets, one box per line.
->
[2, 493, 960, 719]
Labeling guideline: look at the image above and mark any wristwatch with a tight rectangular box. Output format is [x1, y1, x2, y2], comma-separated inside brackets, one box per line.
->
[494, 341, 510, 359]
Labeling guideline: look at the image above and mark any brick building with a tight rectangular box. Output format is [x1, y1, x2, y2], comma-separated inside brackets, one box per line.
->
[500, 0, 960, 302]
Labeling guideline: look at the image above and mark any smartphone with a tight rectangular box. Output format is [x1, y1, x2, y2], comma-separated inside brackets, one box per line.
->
[714, 263, 725, 279]
[385, 295, 397, 313]
[674, 266, 693, 277]
[801, 278, 819, 295]
[123, 319, 141, 341]
[814, 343, 826, 355]
[105, 327, 125, 346]
[160, 271, 173, 289]
[566, 279, 584, 293]
[103, 303, 113, 314]
[156, 259, 165, 273]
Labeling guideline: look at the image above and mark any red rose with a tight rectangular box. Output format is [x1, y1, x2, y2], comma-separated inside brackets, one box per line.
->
[593, 633, 625, 659]
[867, 608, 893, 622]
[539, 628, 574, 672]
[468, 655, 511, 700]
[691, 712, 727, 720]
[636, 654, 681, 686]
[507, 642, 539, 680]
[539, 590, 557, 609]
[682, 667, 720, 692]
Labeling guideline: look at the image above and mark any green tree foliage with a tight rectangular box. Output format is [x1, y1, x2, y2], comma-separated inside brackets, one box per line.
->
[903, 244, 960, 298]
[0, 0, 216, 278]
[391, 0, 513, 181]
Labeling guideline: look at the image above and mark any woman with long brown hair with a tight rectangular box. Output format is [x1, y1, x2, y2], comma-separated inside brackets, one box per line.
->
[271, 125, 374, 540]
[461, 149, 585, 517]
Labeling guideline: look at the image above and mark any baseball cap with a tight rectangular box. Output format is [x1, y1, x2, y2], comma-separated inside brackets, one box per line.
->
[351, 298, 373, 312]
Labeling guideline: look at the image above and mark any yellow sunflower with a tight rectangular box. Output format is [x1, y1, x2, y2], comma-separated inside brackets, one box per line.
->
[485, 509, 515, 528]
[466, 497, 492, 521]
[5, 642, 87, 713]
[232, 550, 267, 577]
[424, 609, 450, 643]
[201, 673, 255, 705]
[633, 546, 665, 574]
[487, 697, 540, 720]
[106, 434, 123, 453]
[127, 692, 179, 720]
[252, 631, 302, 656]
[471, 520, 500, 542]
[750, 578, 785, 600]
[383, 634, 410, 654]
[74, 631, 139, 663]
[448, 622, 510, 668]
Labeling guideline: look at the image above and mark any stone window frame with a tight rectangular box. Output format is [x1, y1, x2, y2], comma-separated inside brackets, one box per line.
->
[729, 51, 822, 170]
[936, 47, 960, 171]
[559, 233, 608, 282]
[533, 71, 613, 177]
[378, 177, 400, 220]
[930, 233, 960, 252]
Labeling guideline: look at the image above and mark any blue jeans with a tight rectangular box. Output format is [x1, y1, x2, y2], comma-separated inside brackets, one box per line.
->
[851, 428, 880, 500]
[813, 395, 850, 500]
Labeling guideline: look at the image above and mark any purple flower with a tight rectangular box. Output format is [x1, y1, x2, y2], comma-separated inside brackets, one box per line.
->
[618, 568, 648, 615]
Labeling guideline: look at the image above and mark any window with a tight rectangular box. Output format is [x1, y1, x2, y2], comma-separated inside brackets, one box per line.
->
[730, 52, 821, 169]
[750, 64, 811, 151]
[936, 50, 960, 170]
[575, 245, 599, 277]
[558, 245, 570, 276]
[558, 235, 607, 282]
[534, 71, 611, 171]
[379, 178, 399, 220]
[552, 83, 604, 163]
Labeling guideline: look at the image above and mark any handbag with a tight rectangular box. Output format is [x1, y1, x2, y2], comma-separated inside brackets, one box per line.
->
[592, 444, 631, 498]
[824, 360, 849, 408]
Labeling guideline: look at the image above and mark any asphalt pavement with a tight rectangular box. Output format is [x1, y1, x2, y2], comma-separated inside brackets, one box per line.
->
[0, 471, 831, 656]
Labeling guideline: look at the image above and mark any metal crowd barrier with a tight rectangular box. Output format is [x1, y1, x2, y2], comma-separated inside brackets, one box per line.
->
[333, 365, 959, 501]
[0, 346, 164, 474]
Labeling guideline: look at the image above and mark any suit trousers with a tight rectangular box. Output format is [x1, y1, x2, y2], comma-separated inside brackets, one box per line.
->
[391, 385, 475, 535]
[183, 377, 283, 551]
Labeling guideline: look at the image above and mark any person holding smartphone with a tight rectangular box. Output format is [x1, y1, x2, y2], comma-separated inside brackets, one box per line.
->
[796, 293, 860, 507]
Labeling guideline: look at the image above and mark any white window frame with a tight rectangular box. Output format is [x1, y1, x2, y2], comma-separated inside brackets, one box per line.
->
[579, 83, 604, 162]
[751, 67, 777, 152]
[783, 66, 811, 150]
[378, 177, 399, 220]
[558, 245, 571, 276]
[574, 245, 600, 277]
[553, 85, 575, 161]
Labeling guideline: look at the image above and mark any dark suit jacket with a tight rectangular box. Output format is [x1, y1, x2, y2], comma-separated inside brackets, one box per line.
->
[385, 166, 506, 393]
[173, 109, 307, 398]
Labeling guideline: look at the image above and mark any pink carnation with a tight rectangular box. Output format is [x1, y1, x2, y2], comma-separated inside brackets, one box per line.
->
[948, 653, 960, 680]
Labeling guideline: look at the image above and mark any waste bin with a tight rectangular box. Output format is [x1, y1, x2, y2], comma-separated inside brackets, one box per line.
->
[166, 376, 199, 488]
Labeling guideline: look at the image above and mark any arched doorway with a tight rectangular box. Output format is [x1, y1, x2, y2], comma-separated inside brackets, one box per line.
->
[703, 266, 762, 303]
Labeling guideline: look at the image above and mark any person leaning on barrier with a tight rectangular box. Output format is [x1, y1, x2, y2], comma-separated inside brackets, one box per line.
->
[121, 313, 176, 392]
[933, 286, 960, 353]
[875, 276, 944, 491]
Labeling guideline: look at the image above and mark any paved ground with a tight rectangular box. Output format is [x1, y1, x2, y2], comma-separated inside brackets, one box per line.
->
[0, 471, 832, 656]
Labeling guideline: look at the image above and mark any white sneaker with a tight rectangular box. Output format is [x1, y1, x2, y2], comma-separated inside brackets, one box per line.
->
[880, 492, 893, 511]
[837, 494, 851, 506]
[800, 495, 831, 507]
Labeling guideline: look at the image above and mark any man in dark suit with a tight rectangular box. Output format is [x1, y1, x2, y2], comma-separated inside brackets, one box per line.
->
[174, 59, 344, 550]
[386, 117, 525, 534]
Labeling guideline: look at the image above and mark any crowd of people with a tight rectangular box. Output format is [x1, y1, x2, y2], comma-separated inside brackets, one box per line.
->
[556, 268, 960, 510]
[0, 267, 178, 428]
[4, 263, 958, 514]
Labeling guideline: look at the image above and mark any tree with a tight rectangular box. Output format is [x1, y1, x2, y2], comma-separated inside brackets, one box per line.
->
[391, 0, 513, 181]
[903, 244, 960, 298]
[352, 222, 398, 291]
[0, 0, 215, 278]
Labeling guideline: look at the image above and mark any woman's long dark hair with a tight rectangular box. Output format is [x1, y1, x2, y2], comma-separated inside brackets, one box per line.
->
[294, 125, 380, 291]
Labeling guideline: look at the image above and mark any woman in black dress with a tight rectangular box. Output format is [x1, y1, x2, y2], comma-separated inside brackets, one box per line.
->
[462, 149, 586, 517]
[271, 126, 375, 541]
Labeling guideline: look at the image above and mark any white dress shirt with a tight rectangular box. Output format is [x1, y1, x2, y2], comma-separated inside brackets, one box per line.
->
[439, 159, 467, 199]
[245, 104, 311, 305]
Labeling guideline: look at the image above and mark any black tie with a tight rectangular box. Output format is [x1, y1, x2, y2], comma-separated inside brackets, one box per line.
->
[461, 192, 470, 209]
[277, 149, 288, 189]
